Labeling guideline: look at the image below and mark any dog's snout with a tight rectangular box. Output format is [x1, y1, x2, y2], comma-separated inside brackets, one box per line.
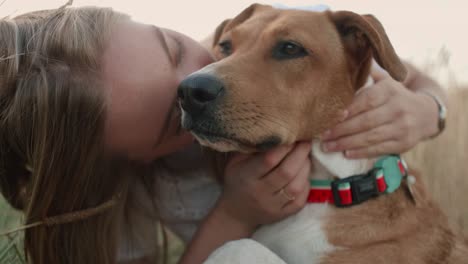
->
[177, 74, 224, 115]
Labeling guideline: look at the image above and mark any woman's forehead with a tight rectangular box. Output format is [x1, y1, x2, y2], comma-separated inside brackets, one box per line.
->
[102, 19, 171, 84]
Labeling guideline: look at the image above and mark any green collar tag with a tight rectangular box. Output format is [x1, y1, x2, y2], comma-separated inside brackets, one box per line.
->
[373, 155, 405, 194]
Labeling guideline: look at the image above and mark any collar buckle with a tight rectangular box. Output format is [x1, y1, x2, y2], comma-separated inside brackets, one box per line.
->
[331, 169, 380, 207]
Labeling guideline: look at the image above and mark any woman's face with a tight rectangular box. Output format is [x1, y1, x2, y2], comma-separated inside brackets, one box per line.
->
[102, 18, 213, 162]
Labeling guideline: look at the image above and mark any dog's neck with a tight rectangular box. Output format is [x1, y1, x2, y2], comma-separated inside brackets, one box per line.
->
[309, 74, 376, 180]
[310, 141, 376, 180]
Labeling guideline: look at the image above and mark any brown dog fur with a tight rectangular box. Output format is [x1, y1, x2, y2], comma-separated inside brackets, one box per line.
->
[322, 171, 468, 263]
[198, 4, 406, 153]
[187, 3, 468, 263]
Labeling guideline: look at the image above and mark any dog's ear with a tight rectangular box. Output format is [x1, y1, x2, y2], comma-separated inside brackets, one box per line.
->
[212, 4, 271, 48]
[212, 19, 232, 48]
[328, 11, 407, 87]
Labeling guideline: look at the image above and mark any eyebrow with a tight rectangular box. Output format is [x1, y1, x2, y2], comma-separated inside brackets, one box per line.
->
[153, 26, 171, 63]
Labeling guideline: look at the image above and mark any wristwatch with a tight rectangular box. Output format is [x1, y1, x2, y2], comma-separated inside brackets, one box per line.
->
[419, 91, 447, 138]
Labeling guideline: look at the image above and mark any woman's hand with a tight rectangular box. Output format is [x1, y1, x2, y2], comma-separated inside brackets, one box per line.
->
[217, 141, 312, 231]
[320, 69, 439, 159]
[179, 142, 312, 264]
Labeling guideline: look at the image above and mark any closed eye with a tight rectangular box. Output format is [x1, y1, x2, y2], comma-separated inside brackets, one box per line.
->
[272, 41, 308, 60]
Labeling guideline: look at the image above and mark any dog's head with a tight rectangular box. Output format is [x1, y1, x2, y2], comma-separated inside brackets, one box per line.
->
[178, 4, 407, 153]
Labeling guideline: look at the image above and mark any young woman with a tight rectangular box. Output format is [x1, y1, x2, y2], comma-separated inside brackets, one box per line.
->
[0, 4, 445, 264]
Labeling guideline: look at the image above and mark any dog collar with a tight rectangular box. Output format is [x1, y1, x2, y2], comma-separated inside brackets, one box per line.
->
[307, 155, 408, 207]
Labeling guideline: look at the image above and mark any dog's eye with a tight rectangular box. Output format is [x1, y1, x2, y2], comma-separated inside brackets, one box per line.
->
[273, 41, 308, 60]
[218, 40, 233, 56]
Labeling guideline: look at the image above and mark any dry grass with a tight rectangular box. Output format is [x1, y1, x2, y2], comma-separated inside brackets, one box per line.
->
[0, 197, 184, 264]
[0, 196, 25, 263]
[404, 87, 468, 235]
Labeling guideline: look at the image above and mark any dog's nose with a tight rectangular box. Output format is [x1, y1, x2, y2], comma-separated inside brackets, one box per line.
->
[177, 74, 224, 115]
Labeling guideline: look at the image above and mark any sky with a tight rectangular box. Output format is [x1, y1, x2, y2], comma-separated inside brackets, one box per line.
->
[1, 0, 467, 86]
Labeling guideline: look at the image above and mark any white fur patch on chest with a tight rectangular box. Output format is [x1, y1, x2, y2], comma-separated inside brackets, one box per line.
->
[252, 204, 337, 264]
[312, 141, 373, 179]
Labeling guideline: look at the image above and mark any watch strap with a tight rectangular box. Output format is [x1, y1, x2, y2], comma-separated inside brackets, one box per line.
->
[419, 91, 447, 138]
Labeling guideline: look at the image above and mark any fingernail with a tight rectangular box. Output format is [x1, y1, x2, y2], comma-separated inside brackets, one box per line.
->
[323, 142, 336, 152]
[341, 110, 349, 121]
[344, 150, 355, 158]
[321, 130, 331, 140]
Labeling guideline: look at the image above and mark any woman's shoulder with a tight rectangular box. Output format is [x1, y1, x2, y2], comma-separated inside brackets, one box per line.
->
[121, 144, 221, 245]
[154, 147, 221, 240]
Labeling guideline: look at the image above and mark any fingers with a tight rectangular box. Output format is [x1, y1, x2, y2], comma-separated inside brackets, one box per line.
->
[262, 141, 312, 191]
[322, 86, 392, 142]
[269, 158, 310, 211]
[227, 153, 251, 166]
[321, 104, 394, 149]
[342, 118, 417, 159]
[321, 108, 419, 158]
[280, 160, 311, 214]
[346, 84, 392, 120]
[344, 140, 403, 159]
[221, 141, 312, 226]
[329, 123, 400, 152]
[227, 144, 295, 180]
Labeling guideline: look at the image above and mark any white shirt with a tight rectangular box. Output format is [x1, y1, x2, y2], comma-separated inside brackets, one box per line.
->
[118, 144, 221, 261]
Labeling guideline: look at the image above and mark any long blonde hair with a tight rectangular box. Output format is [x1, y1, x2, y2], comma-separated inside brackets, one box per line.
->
[0, 5, 148, 264]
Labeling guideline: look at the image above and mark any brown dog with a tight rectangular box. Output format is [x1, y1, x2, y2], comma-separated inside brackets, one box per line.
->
[178, 4, 468, 264]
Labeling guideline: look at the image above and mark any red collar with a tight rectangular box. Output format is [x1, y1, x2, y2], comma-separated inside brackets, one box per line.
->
[307, 155, 407, 207]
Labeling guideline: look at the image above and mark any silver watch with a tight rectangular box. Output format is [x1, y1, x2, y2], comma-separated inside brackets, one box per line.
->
[420, 91, 447, 138]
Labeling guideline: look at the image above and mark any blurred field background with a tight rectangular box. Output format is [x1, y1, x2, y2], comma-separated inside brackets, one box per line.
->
[0, 197, 25, 263]
[404, 86, 468, 236]
[1, 0, 468, 263]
